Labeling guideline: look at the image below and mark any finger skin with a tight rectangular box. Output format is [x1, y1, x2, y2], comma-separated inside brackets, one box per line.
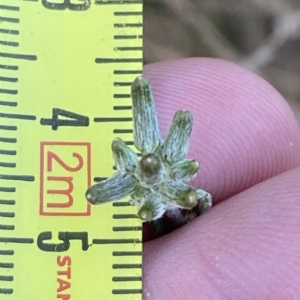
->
[142, 58, 300, 297]
[144, 58, 300, 203]
[143, 166, 300, 300]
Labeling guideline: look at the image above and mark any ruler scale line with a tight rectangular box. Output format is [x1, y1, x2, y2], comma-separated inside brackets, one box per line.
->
[113, 251, 142, 256]
[95, 58, 142, 63]
[94, 117, 132, 122]
[0, 64, 18, 70]
[112, 226, 142, 231]
[0, 101, 18, 107]
[0, 113, 36, 120]
[113, 93, 131, 98]
[0, 88, 18, 95]
[0, 5, 20, 11]
[114, 23, 142, 27]
[0, 237, 34, 244]
[0, 137, 17, 143]
[113, 129, 133, 134]
[113, 276, 142, 281]
[114, 70, 142, 74]
[114, 82, 132, 86]
[93, 239, 142, 244]
[113, 106, 132, 110]
[0, 76, 18, 82]
[0, 40, 19, 47]
[114, 46, 143, 51]
[0, 288, 13, 294]
[0, 187, 15, 192]
[0, 162, 16, 168]
[112, 264, 142, 269]
[0, 28, 19, 35]
[0, 149, 17, 155]
[112, 202, 131, 207]
[114, 11, 142, 16]
[114, 35, 143, 39]
[0, 224, 15, 230]
[0, 275, 14, 281]
[0, 16, 19, 23]
[113, 214, 138, 219]
[112, 289, 142, 294]
[0, 212, 15, 218]
[95, 0, 142, 4]
[0, 262, 13, 268]
[0, 199, 15, 205]
[0, 126, 17, 131]
[0, 249, 14, 255]
[0, 52, 37, 60]
[0, 175, 35, 181]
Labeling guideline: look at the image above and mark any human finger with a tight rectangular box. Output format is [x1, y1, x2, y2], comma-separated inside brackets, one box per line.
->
[143, 166, 300, 299]
[144, 58, 300, 203]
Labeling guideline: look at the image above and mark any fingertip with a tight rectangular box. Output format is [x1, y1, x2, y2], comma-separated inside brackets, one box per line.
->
[144, 58, 300, 202]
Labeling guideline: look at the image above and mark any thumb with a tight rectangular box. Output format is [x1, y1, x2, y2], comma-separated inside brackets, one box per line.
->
[143, 167, 300, 300]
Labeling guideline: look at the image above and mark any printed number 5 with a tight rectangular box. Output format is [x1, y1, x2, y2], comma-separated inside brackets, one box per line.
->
[42, 0, 90, 11]
[37, 231, 89, 252]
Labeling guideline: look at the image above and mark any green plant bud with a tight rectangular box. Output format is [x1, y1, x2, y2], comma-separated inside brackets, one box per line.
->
[86, 76, 212, 224]
[137, 153, 165, 187]
[162, 110, 193, 163]
[170, 159, 200, 181]
[159, 180, 198, 209]
[196, 189, 213, 214]
[137, 193, 166, 222]
[131, 185, 151, 200]
[131, 76, 161, 154]
[112, 137, 138, 173]
[130, 185, 151, 206]
[86, 173, 136, 204]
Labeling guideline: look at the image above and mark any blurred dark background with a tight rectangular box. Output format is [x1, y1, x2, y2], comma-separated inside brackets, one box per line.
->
[144, 0, 300, 122]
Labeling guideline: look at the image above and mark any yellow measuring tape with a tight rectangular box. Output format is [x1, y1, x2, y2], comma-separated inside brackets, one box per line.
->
[0, 0, 143, 298]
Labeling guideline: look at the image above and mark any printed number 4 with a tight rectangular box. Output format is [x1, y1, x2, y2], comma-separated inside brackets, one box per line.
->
[42, 0, 90, 11]
[40, 108, 89, 131]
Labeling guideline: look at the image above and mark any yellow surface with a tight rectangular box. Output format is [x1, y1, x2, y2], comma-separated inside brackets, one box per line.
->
[0, 0, 142, 299]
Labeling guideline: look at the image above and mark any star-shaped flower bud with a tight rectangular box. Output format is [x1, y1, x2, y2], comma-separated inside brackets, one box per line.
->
[86, 75, 212, 222]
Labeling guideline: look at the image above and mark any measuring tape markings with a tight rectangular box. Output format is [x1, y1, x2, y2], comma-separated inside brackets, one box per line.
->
[0, 1, 143, 298]
[94, 7, 143, 295]
[0, 8, 34, 294]
[0, 0, 37, 201]
[0, 2, 42, 293]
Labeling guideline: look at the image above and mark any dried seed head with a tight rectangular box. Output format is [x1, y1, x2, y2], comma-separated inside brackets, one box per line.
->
[131, 76, 161, 154]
